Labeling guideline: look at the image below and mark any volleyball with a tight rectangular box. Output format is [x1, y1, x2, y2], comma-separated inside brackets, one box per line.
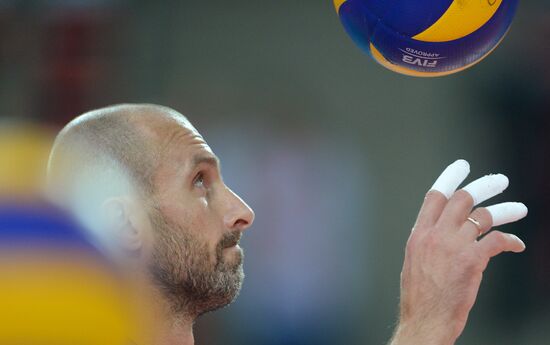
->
[333, 0, 518, 77]
[0, 203, 134, 344]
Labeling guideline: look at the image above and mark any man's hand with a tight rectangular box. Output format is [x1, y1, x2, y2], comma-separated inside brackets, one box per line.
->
[390, 160, 527, 345]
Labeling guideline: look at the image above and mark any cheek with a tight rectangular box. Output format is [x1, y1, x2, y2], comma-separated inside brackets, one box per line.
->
[162, 197, 220, 247]
[191, 199, 221, 246]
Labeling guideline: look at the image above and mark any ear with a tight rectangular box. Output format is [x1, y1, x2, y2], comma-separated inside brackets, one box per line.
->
[101, 197, 143, 254]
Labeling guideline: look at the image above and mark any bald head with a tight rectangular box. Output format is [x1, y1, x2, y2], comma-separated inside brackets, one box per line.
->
[48, 103, 195, 195]
[47, 103, 197, 251]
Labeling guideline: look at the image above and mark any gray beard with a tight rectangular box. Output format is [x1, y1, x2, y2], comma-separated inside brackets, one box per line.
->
[148, 206, 244, 318]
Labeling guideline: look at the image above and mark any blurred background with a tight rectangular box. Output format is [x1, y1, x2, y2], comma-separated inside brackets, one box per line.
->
[0, 0, 548, 344]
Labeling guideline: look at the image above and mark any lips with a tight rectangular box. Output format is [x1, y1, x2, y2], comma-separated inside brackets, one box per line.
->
[225, 240, 239, 248]
[224, 238, 240, 248]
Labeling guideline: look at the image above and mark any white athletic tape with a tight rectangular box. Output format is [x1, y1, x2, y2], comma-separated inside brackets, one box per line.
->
[430, 159, 470, 199]
[486, 202, 528, 227]
[462, 174, 509, 206]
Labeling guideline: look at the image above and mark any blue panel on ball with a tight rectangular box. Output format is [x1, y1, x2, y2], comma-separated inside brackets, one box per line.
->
[338, 0, 379, 54]
[0, 202, 96, 251]
[370, 0, 455, 36]
[341, 0, 455, 37]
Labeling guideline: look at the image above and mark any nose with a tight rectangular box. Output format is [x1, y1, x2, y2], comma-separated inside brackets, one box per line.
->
[223, 187, 255, 231]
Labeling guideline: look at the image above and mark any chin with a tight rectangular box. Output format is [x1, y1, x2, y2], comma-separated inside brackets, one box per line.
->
[221, 245, 243, 268]
[196, 268, 244, 317]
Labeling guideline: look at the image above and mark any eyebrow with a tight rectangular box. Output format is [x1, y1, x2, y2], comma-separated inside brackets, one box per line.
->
[191, 154, 221, 171]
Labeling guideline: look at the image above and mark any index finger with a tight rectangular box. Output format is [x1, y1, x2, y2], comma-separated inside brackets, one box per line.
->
[430, 159, 470, 198]
[416, 159, 470, 227]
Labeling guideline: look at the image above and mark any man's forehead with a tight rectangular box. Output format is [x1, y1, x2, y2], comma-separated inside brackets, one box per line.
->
[162, 124, 206, 148]
[127, 108, 218, 169]
[163, 111, 195, 131]
[157, 121, 217, 164]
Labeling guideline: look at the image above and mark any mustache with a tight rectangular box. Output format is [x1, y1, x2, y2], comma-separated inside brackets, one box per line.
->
[219, 231, 242, 249]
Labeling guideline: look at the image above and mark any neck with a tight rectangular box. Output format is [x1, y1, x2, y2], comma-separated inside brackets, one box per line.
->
[129, 272, 196, 345]
[156, 315, 195, 345]
[149, 286, 197, 345]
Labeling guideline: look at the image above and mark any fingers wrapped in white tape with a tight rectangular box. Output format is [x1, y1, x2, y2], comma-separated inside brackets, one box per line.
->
[462, 174, 509, 206]
[430, 159, 470, 199]
[486, 202, 528, 227]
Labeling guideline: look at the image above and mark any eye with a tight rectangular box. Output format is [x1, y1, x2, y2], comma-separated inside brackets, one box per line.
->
[193, 172, 205, 188]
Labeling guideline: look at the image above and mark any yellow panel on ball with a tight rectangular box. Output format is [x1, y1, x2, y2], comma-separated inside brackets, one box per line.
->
[333, 0, 347, 12]
[414, 0, 503, 42]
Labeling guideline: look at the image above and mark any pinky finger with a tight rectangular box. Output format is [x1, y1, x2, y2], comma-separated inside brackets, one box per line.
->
[477, 230, 526, 259]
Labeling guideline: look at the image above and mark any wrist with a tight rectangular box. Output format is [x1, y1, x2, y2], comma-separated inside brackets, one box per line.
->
[389, 320, 457, 345]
